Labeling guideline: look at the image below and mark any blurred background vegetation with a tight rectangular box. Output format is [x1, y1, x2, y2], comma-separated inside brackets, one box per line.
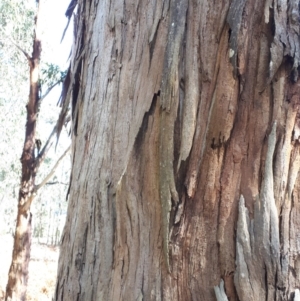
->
[0, 0, 71, 245]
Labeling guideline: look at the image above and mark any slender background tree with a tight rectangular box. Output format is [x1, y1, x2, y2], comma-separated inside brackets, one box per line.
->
[55, 0, 300, 300]
[0, 1, 72, 300]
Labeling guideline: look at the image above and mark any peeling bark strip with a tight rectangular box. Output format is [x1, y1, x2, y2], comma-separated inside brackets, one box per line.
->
[267, 0, 300, 81]
[295, 289, 300, 301]
[234, 124, 284, 301]
[159, 0, 187, 271]
[214, 279, 229, 301]
[56, 0, 300, 299]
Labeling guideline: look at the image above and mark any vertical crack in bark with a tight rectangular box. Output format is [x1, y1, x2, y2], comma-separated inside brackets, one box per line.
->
[267, 0, 300, 82]
[226, 0, 247, 77]
[159, 0, 188, 271]
[159, 0, 187, 272]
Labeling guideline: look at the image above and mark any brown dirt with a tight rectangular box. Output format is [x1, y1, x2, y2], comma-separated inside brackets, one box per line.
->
[0, 235, 59, 301]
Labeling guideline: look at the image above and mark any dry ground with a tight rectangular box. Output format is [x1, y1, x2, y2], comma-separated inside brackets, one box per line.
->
[0, 235, 59, 301]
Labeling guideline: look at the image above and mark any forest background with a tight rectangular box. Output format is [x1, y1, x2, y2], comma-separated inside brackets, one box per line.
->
[0, 0, 72, 299]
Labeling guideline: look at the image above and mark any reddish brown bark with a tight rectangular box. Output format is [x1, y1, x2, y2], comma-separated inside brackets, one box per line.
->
[5, 5, 42, 301]
[55, 0, 300, 300]
[5, 3, 72, 300]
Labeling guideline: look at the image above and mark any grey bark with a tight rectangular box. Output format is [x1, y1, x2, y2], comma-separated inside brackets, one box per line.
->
[55, 0, 300, 300]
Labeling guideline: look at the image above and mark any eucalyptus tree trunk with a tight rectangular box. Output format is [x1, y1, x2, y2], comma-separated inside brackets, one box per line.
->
[5, 2, 70, 300]
[5, 5, 42, 300]
[55, 0, 300, 300]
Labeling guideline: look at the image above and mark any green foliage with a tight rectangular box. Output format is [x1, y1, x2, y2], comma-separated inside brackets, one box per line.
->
[40, 63, 67, 92]
[0, 0, 35, 101]
[0, 0, 71, 241]
[0, 1, 34, 235]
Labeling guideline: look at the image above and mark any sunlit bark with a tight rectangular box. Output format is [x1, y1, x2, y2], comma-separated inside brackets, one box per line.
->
[56, 0, 300, 300]
[5, 3, 42, 299]
[5, 3, 69, 299]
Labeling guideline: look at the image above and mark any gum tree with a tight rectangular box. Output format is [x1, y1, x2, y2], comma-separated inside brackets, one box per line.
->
[2, 1, 70, 300]
[56, 0, 300, 300]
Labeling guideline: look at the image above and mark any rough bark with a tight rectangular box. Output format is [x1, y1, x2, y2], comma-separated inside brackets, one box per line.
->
[5, 3, 70, 300]
[56, 0, 300, 300]
[5, 4, 42, 300]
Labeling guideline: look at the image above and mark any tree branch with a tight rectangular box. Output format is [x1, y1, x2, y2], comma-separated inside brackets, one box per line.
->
[61, 17, 71, 43]
[40, 80, 61, 102]
[45, 181, 69, 186]
[12, 41, 32, 62]
[35, 125, 57, 169]
[35, 73, 71, 169]
[0, 32, 32, 62]
[35, 145, 71, 191]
